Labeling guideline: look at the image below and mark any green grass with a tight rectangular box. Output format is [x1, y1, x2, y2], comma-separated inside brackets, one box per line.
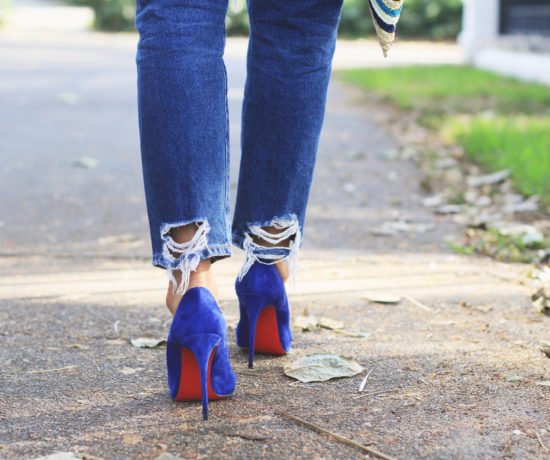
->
[338, 65, 550, 206]
[450, 116, 550, 199]
[338, 65, 550, 114]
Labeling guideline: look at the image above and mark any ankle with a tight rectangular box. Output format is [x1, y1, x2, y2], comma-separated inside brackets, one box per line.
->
[275, 260, 288, 283]
[165, 259, 217, 316]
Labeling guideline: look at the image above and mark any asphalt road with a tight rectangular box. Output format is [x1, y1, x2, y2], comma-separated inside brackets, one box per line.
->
[5, 27, 547, 460]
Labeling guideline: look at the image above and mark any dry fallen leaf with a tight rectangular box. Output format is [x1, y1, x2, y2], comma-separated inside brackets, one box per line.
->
[120, 367, 138, 375]
[532, 288, 550, 316]
[284, 354, 364, 383]
[318, 317, 344, 330]
[294, 315, 318, 331]
[113, 320, 121, 337]
[435, 204, 464, 215]
[73, 156, 98, 170]
[130, 337, 166, 348]
[540, 341, 550, 358]
[370, 220, 435, 237]
[491, 222, 544, 246]
[504, 195, 539, 214]
[422, 195, 444, 208]
[460, 301, 493, 314]
[332, 329, 372, 339]
[294, 315, 345, 331]
[363, 293, 402, 304]
[466, 169, 510, 187]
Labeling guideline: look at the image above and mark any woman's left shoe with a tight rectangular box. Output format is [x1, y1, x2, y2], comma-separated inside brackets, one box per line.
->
[166, 287, 236, 420]
[235, 262, 292, 368]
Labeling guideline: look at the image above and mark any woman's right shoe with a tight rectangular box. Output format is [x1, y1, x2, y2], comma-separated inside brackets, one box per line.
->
[166, 287, 236, 420]
[235, 262, 293, 368]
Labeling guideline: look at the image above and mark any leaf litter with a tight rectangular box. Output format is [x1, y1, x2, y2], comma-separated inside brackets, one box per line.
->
[460, 300, 493, 314]
[318, 317, 344, 330]
[532, 287, 550, 316]
[363, 293, 402, 304]
[294, 315, 319, 331]
[130, 338, 166, 348]
[332, 329, 373, 338]
[72, 156, 98, 170]
[503, 374, 523, 383]
[539, 341, 550, 358]
[370, 220, 435, 237]
[293, 314, 340, 331]
[294, 314, 370, 337]
[466, 169, 510, 187]
[120, 367, 141, 375]
[284, 354, 364, 383]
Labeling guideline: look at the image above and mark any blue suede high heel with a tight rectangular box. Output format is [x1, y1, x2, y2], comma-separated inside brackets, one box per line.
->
[166, 287, 236, 420]
[235, 263, 292, 368]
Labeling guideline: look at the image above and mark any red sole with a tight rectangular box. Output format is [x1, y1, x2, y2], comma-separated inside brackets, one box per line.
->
[254, 305, 286, 355]
[175, 347, 223, 401]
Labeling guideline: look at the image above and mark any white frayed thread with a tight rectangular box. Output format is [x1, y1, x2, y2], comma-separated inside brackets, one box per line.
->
[237, 220, 301, 284]
[161, 221, 210, 296]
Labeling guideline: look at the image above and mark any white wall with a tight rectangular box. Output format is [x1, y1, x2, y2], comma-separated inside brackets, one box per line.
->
[459, 0, 550, 85]
[474, 48, 550, 85]
[459, 0, 500, 61]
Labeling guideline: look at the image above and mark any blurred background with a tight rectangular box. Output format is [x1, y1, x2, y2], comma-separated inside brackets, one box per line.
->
[0, 0, 464, 39]
[1, 4, 549, 456]
[0, 0, 549, 264]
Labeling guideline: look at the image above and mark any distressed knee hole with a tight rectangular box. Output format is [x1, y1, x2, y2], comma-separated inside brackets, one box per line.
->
[238, 217, 301, 281]
[161, 220, 210, 295]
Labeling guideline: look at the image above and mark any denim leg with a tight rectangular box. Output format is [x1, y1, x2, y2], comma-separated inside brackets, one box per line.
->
[135, 0, 232, 293]
[232, 0, 344, 277]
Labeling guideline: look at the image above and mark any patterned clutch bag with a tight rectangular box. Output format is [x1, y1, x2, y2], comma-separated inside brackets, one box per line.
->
[368, 0, 405, 57]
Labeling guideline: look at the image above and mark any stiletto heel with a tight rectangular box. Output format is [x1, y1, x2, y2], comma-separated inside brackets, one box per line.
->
[166, 288, 236, 420]
[178, 333, 221, 420]
[236, 263, 292, 368]
[244, 300, 259, 369]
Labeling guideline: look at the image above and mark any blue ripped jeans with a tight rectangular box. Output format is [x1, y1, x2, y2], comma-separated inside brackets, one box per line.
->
[135, 0, 343, 293]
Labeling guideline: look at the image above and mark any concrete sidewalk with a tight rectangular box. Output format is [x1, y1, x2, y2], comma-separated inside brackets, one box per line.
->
[0, 30, 548, 459]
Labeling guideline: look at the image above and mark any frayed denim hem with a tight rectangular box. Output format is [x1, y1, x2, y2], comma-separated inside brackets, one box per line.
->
[231, 214, 302, 282]
[152, 245, 231, 290]
[152, 246, 231, 270]
[153, 219, 232, 295]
